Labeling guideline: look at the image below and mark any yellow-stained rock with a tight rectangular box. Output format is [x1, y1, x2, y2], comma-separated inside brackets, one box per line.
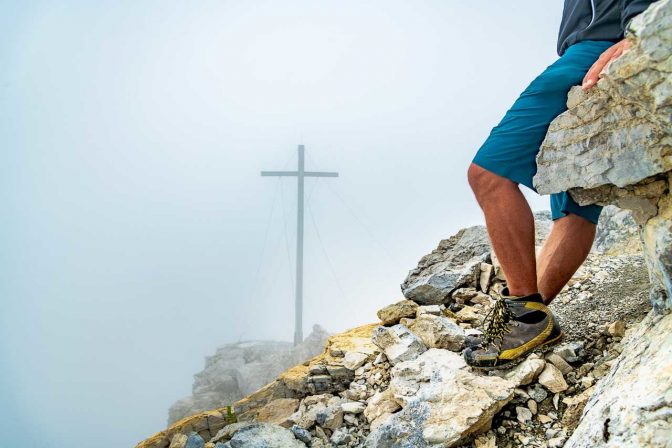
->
[136, 323, 378, 448]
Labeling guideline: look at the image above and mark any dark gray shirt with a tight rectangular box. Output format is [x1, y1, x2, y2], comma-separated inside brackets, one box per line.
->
[557, 0, 657, 55]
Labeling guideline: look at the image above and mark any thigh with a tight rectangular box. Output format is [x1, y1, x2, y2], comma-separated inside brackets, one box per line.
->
[472, 41, 613, 191]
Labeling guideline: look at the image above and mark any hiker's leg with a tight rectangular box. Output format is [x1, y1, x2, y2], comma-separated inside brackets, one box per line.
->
[537, 191, 602, 303]
[468, 163, 537, 296]
[470, 40, 612, 298]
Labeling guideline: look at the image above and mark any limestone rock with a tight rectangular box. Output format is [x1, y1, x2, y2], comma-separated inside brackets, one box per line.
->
[534, 0, 672, 192]
[607, 320, 626, 337]
[455, 306, 481, 324]
[593, 206, 641, 255]
[340, 401, 365, 414]
[553, 341, 586, 364]
[479, 263, 494, 292]
[169, 434, 188, 448]
[343, 352, 368, 371]
[416, 304, 442, 316]
[408, 314, 465, 351]
[168, 325, 329, 424]
[538, 363, 569, 393]
[474, 432, 497, 448]
[496, 357, 546, 386]
[376, 299, 418, 325]
[533, 0, 672, 312]
[184, 433, 204, 448]
[545, 353, 573, 375]
[564, 311, 672, 447]
[401, 226, 492, 304]
[225, 423, 305, 448]
[254, 398, 299, 427]
[371, 324, 427, 366]
[290, 425, 311, 444]
[367, 349, 515, 447]
[516, 406, 532, 424]
[561, 385, 596, 431]
[364, 389, 401, 423]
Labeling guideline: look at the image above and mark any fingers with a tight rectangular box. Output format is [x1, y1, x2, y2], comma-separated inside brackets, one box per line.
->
[582, 46, 617, 91]
[582, 40, 630, 91]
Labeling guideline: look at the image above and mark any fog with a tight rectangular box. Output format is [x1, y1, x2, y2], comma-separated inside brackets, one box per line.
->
[1, 1, 562, 446]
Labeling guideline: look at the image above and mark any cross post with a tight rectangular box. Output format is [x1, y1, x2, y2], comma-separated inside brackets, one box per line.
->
[261, 145, 338, 345]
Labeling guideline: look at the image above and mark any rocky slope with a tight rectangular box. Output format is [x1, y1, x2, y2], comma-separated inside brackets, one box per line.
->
[135, 1, 671, 447]
[168, 326, 329, 424]
[135, 206, 654, 448]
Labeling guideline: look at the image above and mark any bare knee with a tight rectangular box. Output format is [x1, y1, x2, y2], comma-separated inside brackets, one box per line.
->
[467, 163, 515, 202]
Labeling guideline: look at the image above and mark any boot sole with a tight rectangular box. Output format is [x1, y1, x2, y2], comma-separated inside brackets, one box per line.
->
[470, 331, 565, 371]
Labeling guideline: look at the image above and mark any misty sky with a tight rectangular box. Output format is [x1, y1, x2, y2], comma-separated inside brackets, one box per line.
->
[1, 1, 564, 447]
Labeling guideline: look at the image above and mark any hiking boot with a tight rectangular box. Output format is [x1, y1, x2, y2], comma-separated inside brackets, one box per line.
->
[463, 291, 563, 369]
[464, 287, 544, 348]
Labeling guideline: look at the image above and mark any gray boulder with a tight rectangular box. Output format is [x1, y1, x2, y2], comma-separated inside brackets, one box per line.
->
[227, 423, 306, 448]
[401, 226, 492, 304]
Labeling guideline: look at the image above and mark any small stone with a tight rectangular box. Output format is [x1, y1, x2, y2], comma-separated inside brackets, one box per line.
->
[371, 324, 427, 366]
[528, 399, 538, 415]
[514, 388, 530, 400]
[364, 389, 400, 423]
[538, 414, 552, 424]
[579, 376, 595, 388]
[528, 383, 548, 402]
[576, 291, 593, 301]
[340, 402, 366, 414]
[474, 431, 497, 448]
[291, 425, 312, 444]
[499, 358, 546, 386]
[561, 385, 595, 430]
[416, 305, 442, 316]
[538, 363, 569, 393]
[548, 436, 566, 448]
[553, 394, 560, 410]
[169, 434, 188, 448]
[479, 263, 494, 292]
[553, 342, 585, 364]
[330, 428, 351, 445]
[343, 352, 368, 371]
[607, 320, 626, 337]
[455, 305, 481, 323]
[516, 406, 533, 424]
[372, 353, 385, 365]
[408, 314, 465, 351]
[545, 353, 573, 375]
[377, 300, 419, 325]
[185, 433, 204, 448]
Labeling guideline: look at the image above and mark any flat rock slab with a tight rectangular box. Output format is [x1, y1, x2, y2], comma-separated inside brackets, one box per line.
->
[366, 349, 515, 447]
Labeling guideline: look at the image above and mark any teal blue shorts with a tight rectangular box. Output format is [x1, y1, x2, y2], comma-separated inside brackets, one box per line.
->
[472, 40, 613, 225]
